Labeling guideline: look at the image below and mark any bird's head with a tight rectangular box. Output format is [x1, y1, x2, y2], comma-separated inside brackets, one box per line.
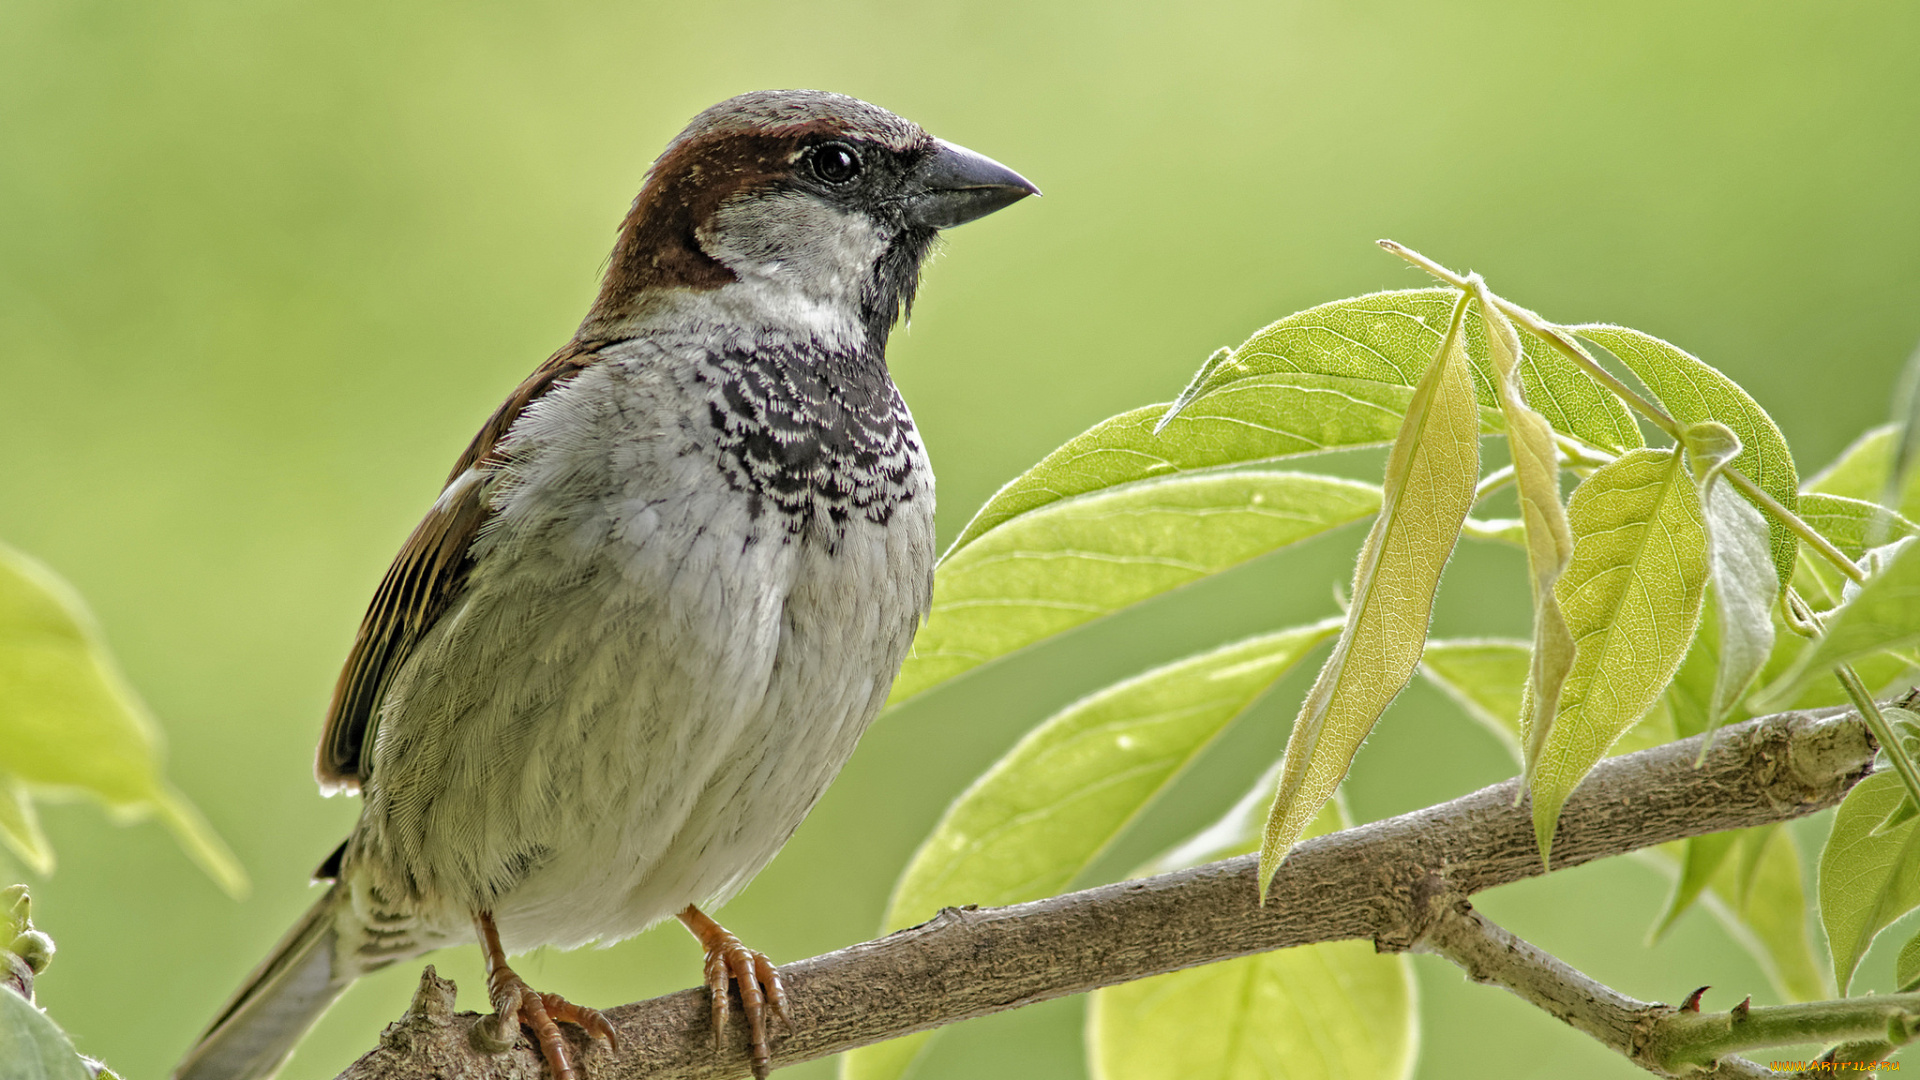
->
[581, 90, 1037, 350]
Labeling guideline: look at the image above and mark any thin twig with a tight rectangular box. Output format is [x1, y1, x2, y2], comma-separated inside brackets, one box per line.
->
[1412, 900, 1776, 1078]
[1782, 592, 1920, 814]
[1721, 468, 1868, 585]
[1413, 899, 1920, 1076]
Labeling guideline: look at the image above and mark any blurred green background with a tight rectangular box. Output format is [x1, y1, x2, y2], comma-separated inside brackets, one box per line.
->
[3, 1, 1918, 1077]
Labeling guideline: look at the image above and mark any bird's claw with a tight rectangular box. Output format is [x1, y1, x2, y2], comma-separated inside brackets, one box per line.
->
[485, 962, 617, 1080]
[682, 906, 788, 1078]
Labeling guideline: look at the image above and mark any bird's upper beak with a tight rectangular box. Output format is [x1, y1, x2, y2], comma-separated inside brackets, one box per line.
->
[903, 138, 1040, 230]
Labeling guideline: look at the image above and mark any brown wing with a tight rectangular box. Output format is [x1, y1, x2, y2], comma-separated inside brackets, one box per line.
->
[314, 341, 599, 792]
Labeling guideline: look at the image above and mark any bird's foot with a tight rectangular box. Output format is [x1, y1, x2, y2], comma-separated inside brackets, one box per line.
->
[475, 912, 616, 1080]
[678, 904, 790, 1078]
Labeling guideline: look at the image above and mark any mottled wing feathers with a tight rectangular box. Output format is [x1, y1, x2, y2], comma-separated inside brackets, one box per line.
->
[314, 342, 599, 792]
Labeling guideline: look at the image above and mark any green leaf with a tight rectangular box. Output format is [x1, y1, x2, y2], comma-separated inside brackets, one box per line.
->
[1420, 638, 1531, 754]
[1798, 492, 1918, 560]
[1421, 638, 1674, 761]
[0, 984, 92, 1080]
[0, 542, 246, 896]
[1789, 490, 1919, 614]
[1708, 825, 1827, 1002]
[1807, 424, 1920, 523]
[1763, 634, 1917, 712]
[1259, 292, 1482, 887]
[1087, 786, 1416, 1080]
[885, 620, 1340, 926]
[953, 287, 1640, 555]
[1665, 600, 1721, 741]
[1819, 771, 1920, 993]
[888, 472, 1378, 706]
[1575, 325, 1800, 594]
[1473, 287, 1577, 784]
[1891, 342, 1920, 518]
[1764, 537, 1920, 706]
[1531, 449, 1709, 862]
[847, 621, 1342, 1080]
[1651, 830, 1739, 943]
[1897, 926, 1920, 992]
[1647, 826, 1825, 1002]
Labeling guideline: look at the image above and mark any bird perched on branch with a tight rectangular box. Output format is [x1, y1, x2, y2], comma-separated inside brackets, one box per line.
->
[174, 89, 1037, 1080]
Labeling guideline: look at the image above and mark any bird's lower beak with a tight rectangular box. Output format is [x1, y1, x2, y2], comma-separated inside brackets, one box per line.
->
[904, 139, 1040, 229]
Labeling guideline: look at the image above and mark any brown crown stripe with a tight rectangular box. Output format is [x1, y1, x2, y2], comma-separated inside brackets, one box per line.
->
[589, 122, 872, 319]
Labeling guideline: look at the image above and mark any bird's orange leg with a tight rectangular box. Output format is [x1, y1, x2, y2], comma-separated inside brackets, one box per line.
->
[677, 904, 790, 1078]
[474, 911, 617, 1080]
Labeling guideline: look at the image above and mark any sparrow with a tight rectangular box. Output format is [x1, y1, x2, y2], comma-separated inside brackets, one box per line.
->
[174, 89, 1036, 1080]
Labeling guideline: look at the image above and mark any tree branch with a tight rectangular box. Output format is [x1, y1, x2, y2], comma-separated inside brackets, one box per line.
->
[1415, 897, 1920, 1075]
[1416, 899, 1767, 1078]
[335, 707, 1874, 1080]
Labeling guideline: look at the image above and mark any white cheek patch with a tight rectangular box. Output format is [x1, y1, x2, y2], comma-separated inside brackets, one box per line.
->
[700, 192, 888, 306]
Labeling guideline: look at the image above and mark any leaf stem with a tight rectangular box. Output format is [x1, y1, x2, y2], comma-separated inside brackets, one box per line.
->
[1782, 588, 1825, 637]
[1379, 239, 1682, 440]
[1720, 467, 1868, 585]
[1785, 591, 1920, 813]
[1553, 434, 1618, 471]
[1379, 239, 1873, 591]
[1473, 464, 1516, 505]
[1838, 661, 1920, 810]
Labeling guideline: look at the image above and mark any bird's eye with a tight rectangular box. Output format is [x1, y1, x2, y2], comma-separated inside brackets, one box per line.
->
[811, 143, 861, 185]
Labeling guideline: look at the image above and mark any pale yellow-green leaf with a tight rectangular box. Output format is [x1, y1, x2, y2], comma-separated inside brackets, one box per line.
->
[1763, 537, 1920, 707]
[838, 1039, 920, 1080]
[889, 472, 1378, 705]
[1474, 286, 1576, 781]
[1682, 420, 1744, 482]
[1260, 293, 1481, 887]
[1664, 598, 1720, 742]
[847, 621, 1341, 1080]
[1088, 783, 1416, 1080]
[1760, 630, 1916, 712]
[0, 778, 51, 877]
[953, 288, 1639, 554]
[0, 542, 246, 896]
[1674, 421, 1776, 731]
[1531, 449, 1708, 862]
[1698, 475, 1778, 725]
[1806, 424, 1920, 523]
[1819, 771, 1920, 993]
[1575, 325, 1800, 593]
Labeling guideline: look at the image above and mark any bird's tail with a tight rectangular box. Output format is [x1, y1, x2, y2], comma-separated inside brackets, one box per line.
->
[174, 883, 354, 1080]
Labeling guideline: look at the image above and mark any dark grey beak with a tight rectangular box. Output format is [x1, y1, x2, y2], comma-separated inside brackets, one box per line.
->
[904, 138, 1040, 229]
